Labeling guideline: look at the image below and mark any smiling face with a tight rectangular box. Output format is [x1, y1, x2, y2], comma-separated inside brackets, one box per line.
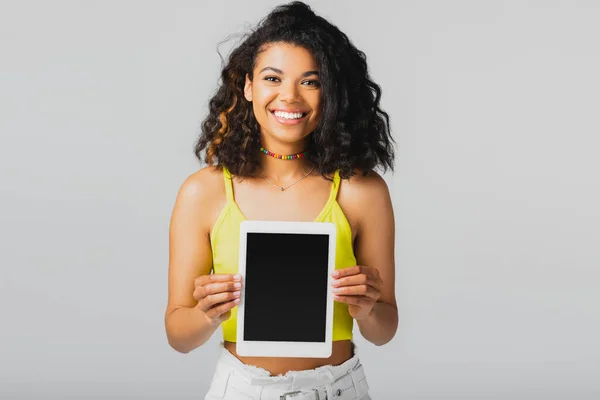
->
[244, 42, 322, 151]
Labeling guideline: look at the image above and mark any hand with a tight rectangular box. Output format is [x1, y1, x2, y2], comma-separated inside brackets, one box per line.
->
[331, 265, 383, 320]
[193, 274, 242, 325]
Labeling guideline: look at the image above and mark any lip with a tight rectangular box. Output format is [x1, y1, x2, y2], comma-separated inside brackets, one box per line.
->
[270, 108, 308, 113]
[269, 110, 309, 126]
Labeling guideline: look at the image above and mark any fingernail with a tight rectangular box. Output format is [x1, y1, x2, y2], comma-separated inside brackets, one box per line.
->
[333, 288, 341, 293]
[234, 298, 240, 304]
[234, 282, 241, 289]
[233, 274, 242, 281]
[233, 291, 240, 297]
[332, 270, 339, 277]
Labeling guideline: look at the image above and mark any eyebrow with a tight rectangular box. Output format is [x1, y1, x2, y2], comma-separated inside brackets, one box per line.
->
[259, 67, 319, 77]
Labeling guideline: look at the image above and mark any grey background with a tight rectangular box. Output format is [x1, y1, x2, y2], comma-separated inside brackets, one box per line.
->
[1, 0, 599, 399]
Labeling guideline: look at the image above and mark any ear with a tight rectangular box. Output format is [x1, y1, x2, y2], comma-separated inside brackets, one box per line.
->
[244, 74, 253, 102]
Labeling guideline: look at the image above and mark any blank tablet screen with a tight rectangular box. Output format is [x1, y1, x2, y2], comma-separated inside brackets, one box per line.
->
[243, 232, 330, 342]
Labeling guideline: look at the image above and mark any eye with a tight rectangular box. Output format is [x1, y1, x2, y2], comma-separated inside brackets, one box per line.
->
[264, 76, 280, 83]
[302, 80, 321, 87]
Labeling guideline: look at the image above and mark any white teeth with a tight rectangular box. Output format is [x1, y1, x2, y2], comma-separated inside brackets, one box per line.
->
[273, 111, 305, 120]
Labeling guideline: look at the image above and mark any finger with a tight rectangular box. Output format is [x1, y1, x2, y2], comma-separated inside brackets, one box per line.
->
[203, 281, 242, 296]
[195, 273, 241, 286]
[194, 278, 242, 302]
[193, 283, 224, 303]
[331, 274, 381, 290]
[217, 309, 232, 323]
[206, 298, 240, 321]
[331, 265, 362, 279]
[332, 284, 380, 300]
[333, 294, 373, 306]
[200, 290, 241, 310]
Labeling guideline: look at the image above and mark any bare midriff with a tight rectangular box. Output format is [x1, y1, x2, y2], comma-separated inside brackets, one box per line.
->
[223, 340, 354, 376]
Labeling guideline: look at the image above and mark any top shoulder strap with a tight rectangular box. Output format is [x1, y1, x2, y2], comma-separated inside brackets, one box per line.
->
[222, 166, 234, 202]
[328, 170, 341, 201]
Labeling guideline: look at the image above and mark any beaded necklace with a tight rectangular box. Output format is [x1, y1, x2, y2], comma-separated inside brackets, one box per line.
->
[259, 146, 308, 160]
[258, 146, 313, 191]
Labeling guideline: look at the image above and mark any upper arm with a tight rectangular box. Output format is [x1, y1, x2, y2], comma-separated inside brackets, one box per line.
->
[352, 171, 397, 308]
[165, 170, 216, 321]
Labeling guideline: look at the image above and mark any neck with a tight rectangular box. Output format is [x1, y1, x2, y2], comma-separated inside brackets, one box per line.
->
[258, 140, 314, 181]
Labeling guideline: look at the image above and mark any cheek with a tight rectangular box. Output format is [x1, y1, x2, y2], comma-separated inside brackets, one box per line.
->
[309, 94, 322, 115]
[310, 100, 322, 123]
[252, 86, 275, 105]
[251, 101, 265, 119]
[250, 96, 269, 120]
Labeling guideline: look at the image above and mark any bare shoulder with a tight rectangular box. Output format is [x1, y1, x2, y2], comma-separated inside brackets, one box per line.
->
[181, 165, 223, 193]
[344, 168, 389, 193]
[337, 168, 393, 236]
[173, 165, 226, 232]
[338, 168, 391, 209]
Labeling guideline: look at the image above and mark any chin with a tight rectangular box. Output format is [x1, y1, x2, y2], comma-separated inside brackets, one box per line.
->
[266, 128, 313, 144]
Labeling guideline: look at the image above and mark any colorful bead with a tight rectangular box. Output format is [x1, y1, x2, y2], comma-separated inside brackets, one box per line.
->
[259, 146, 308, 160]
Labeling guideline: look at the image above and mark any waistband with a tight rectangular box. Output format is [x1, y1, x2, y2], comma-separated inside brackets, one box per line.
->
[214, 342, 369, 400]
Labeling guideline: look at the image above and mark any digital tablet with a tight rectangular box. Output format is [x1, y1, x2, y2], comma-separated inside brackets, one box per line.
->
[236, 220, 337, 358]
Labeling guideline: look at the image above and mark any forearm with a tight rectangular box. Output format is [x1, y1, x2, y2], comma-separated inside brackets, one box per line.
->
[356, 301, 398, 346]
[165, 306, 220, 353]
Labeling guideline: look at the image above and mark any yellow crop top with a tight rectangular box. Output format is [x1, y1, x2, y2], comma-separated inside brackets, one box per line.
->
[210, 166, 356, 342]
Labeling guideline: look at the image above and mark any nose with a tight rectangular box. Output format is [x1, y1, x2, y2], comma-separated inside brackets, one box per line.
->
[278, 81, 300, 103]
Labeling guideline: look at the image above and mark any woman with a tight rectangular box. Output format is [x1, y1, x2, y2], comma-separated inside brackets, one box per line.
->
[165, 2, 397, 399]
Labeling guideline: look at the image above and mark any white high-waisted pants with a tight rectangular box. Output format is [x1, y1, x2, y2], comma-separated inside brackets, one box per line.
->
[204, 343, 371, 400]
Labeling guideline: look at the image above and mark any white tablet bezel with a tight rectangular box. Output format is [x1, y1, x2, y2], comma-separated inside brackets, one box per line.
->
[236, 220, 337, 358]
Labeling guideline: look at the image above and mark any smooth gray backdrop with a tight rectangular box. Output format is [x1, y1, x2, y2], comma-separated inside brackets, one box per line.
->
[1, 0, 599, 399]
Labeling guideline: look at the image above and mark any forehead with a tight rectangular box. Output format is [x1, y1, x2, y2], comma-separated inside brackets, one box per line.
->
[254, 42, 318, 72]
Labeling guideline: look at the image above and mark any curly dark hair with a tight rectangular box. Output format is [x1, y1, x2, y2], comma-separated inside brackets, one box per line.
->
[194, 1, 395, 179]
